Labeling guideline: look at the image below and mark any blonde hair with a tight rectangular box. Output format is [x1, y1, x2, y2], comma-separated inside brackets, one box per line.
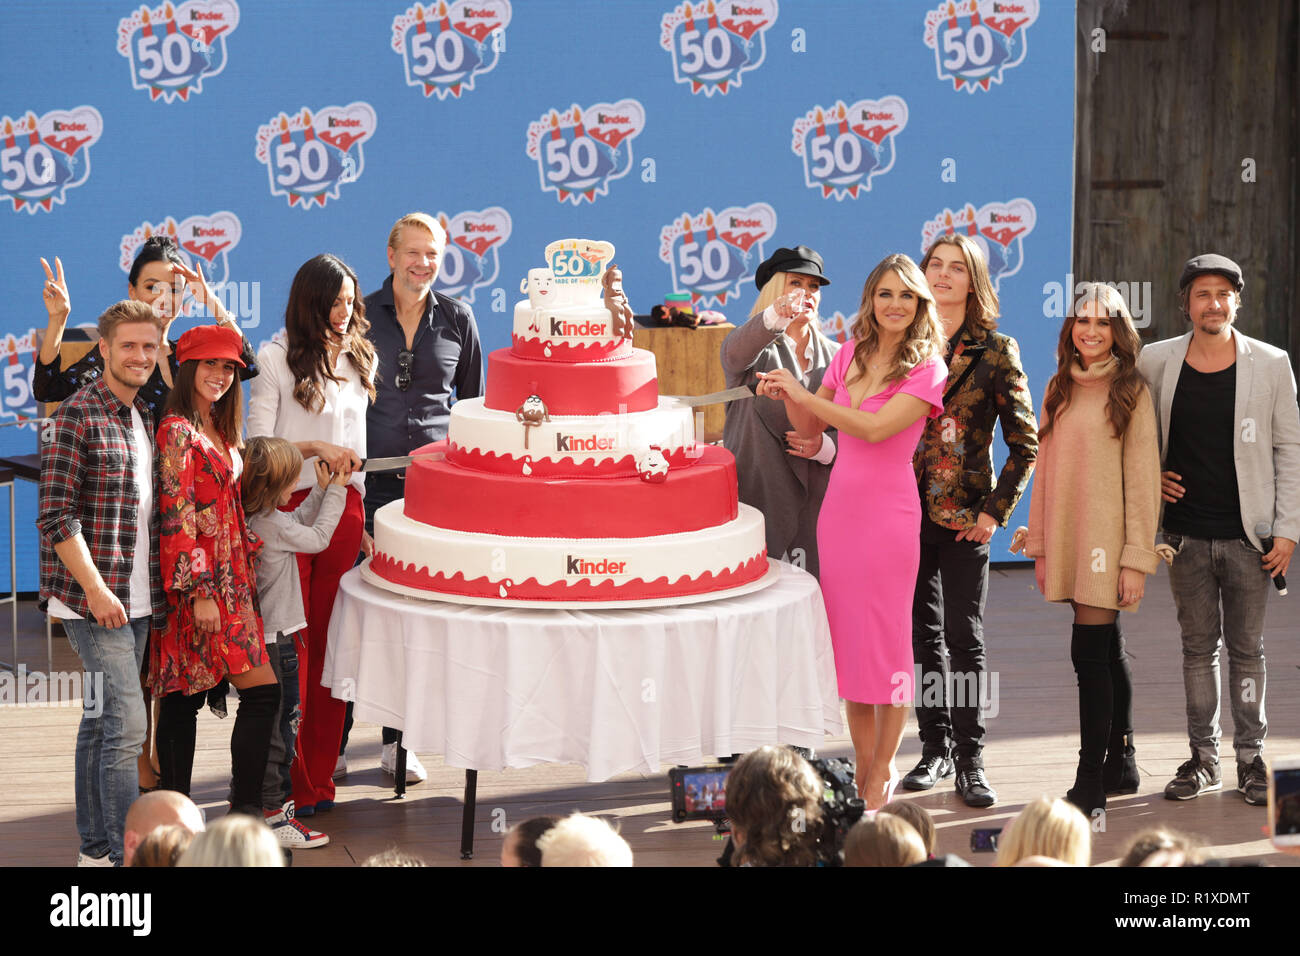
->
[749, 271, 828, 322]
[996, 798, 1091, 867]
[387, 212, 447, 253]
[98, 299, 165, 344]
[880, 800, 936, 856]
[536, 813, 633, 867]
[178, 814, 285, 867]
[843, 813, 927, 867]
[848, 254, 945, 387]
[242, 436, 304, 516]
[130, 824, 195, 868]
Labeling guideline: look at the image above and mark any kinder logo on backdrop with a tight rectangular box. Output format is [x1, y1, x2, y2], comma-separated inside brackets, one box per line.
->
[924, 0, 1038, 93]
[117, 1, 239, 103]
[119, 212, 242, 292]
[659, 0, 778, 96]
[391, 1, 511, 99]
[658, 203, 776, 307]
[254, 103, 376, 209]
[792, 97, 908, 200]
[920, 199, 1037, 291]
[432, 206, 512, 303]
[525, 100, 645, 205]
[1, 108, 103, 214]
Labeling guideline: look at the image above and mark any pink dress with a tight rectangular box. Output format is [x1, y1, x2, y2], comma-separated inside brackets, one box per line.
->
[816, 344, 947, 704]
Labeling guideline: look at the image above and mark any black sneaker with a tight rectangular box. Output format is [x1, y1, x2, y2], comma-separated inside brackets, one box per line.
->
[1163, 753, 1222, 800]
[902, 754, 955, 791]
[955, 767, 997, 807]
[1237, 756, 1267, 806]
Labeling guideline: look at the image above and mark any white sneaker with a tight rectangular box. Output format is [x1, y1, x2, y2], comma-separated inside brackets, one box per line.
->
[333, 754, 348, 780]
[76, 851, 114, 867]
[380, 742, 428, 784]
[265, 801, 329, 849]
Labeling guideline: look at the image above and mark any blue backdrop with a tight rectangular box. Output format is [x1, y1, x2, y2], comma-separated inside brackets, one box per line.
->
[0, 0, 1073, 590]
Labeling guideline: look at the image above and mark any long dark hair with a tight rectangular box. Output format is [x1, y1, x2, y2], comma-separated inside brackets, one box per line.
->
[129, 235, 185, 286]
[285, 254, 376, 412]
[1040, 282, 1146, 442]
[162, 359, 243, 449]
[918, 233, 1000, 341]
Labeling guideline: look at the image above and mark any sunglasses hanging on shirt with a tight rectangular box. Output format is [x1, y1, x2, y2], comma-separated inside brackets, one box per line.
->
[396, 349, 413, 391]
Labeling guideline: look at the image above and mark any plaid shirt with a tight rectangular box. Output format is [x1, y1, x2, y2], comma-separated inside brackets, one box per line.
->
[37, 376, 166, 629]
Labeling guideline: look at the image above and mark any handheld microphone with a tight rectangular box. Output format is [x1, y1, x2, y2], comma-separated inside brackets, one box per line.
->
[1254, 522, 1289, 596]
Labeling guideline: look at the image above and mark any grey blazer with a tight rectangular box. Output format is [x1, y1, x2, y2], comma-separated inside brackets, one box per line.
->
[1136, 329, 1300, 550]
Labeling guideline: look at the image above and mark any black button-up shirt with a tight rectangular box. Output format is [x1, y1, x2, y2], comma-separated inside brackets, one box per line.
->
[364, 275, 484, 461]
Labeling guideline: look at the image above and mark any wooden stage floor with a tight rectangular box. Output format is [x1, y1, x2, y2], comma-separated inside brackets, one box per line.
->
[2, 565, 1296, 867]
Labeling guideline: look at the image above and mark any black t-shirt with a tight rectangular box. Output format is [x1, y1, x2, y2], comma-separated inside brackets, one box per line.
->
[1163, 360, 1245, 539]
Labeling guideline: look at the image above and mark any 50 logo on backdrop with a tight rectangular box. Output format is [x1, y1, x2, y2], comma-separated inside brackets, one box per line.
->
[1, 107, 103, 214]
[117, 0, 239, 103]
[391, 1, 511, 99]
[792, 97, 908, 200]
[658, 203, 777, 308]
[924, 0, 1038, 93]
[0, 331, 40, 429]
[254, 103, 377, 208]
[659, 0, 777, 96]
[920, 199, 1037, 291]
[433, 207, 512, 303]
[525, 100, 645, 205]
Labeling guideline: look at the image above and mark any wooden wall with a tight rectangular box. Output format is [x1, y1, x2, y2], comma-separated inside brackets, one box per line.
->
[1074, 0, 1299, 360]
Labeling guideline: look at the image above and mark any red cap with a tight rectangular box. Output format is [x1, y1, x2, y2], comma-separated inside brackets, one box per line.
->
[175, 325, 246, 366]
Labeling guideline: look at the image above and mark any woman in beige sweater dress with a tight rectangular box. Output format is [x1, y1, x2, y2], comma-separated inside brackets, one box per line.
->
[1025, 283, 1161, 816]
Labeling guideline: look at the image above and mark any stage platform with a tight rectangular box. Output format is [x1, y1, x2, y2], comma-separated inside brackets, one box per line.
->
[2, 565, 1296, 867]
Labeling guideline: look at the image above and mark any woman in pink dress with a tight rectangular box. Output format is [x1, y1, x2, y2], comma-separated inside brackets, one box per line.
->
[759, 254, 946, 809]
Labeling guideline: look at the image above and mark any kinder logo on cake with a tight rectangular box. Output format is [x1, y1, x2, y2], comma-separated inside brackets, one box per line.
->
[255, 103, 376, 209]
[1, 108, 103, 214]
[117, 1, 239, 103]
[659, 0, 778, 97]
[565, 555, 631, 578]
[391, 1, 511, 99]
[525, 100, 645, 205]
[924, 0, 1038, 93]
[792, 97, 908, 200]
[119, 212, 242, 293]
[555, 433, 618, 452]
[0, 330, 41, 429]
[920, 199, 1037, 291]
[658, 203, 776, 307]
[433, 206, 511, 303]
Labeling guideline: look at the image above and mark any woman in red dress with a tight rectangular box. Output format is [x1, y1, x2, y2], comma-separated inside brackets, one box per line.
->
[150, 326, 280, 816]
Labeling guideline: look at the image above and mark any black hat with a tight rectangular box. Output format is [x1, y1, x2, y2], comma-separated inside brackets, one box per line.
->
[1178, 254, 1244, 293]
[754, 245, 830, 292]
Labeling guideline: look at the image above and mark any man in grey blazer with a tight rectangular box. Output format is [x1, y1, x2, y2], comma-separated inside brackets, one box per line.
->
[1136, 254, 1300, 807]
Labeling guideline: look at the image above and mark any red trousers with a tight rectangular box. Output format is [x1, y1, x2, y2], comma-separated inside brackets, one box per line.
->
[286, 484, 363, 808]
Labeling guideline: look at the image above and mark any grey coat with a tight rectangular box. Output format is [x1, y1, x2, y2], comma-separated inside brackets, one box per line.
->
[720, 313, 839, 578]
[1137, 329, 1300, 549]
[248, 484, 347, 638]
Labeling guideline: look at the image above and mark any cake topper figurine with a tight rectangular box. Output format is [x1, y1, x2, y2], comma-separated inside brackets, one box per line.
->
[515, 392, 550, 449]
[635, 446, 670, 484]
[603, 262, 635, 340]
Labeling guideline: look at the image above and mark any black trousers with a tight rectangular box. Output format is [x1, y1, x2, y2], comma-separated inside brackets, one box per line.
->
[911, 514, 991, 766]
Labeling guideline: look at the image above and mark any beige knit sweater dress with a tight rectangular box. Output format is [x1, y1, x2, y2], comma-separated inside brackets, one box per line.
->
[1025, 357, 1162, 611]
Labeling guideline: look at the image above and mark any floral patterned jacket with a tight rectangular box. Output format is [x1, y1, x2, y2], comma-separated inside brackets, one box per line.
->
[913, 328, 1039, 530]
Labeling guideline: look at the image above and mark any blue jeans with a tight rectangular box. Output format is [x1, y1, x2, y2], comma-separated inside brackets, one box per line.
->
[262, 636, 301, 810]
[62, 616, 149, 865]
[1166, 535, 1271, 764]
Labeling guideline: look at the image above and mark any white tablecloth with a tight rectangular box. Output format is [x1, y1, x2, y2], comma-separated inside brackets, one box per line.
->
[322, 563, 843, 782]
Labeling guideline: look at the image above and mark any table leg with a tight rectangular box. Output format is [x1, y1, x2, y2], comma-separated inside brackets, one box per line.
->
[1, 480, 15, 673]
[394, 730, 406, 798]
[460, 769, 477, 860]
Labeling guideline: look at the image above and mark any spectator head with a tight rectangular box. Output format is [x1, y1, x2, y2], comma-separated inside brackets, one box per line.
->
[178, 814, 284, 867]
[843, 812, 927, 867]
[123, 790, 205, 867]
[126, 235, 187, 322]
[725, 746, 824, 867]
[129, 824, 195, 868]
[362, 848, 427, 867]
[1120, 827, 1204, 868]
[502, 815, 560, 867]
[996, 798, 1091, 867]
[536, 813, 632, 867]
[242, 436, 305, 515]
[880, 800, 936, 857]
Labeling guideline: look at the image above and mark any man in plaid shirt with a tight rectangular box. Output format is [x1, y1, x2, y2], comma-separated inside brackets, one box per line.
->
[38, 299, 167, 866]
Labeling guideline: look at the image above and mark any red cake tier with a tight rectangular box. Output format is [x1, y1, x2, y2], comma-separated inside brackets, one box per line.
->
[510, 334, 633, 363]
[483, 347, 658, 415]
[403, 441, 740, 538]
[445, 443, 699, 479]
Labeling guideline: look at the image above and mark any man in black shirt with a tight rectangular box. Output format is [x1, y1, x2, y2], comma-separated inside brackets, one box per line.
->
[1137, 254, 1300, 807]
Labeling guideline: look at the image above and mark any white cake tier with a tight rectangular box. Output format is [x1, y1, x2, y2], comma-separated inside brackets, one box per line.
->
[447, 397, 697, 476]
[512, 300, 630, 361]
[369, 500, 768, 602]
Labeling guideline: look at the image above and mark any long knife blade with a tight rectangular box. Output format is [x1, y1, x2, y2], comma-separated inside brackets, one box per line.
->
[358, 452, 443, 473]
[668, 386, 754, 408]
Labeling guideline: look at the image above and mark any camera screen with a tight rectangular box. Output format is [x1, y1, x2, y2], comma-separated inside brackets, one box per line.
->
[682, 769, 729, 815]
[1275, 767, 1300, 836]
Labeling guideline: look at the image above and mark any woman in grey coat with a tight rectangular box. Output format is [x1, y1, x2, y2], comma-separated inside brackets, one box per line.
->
[721, 245, 838, 579]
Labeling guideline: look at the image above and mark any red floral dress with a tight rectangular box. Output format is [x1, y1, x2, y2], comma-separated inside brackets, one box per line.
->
[148, 414, 266, 697]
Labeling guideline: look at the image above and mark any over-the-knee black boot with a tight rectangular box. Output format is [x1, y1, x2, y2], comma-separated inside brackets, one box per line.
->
[1066, 623, 1112, 815]
[156, 690, 205, 795]
[1102, 620, 1139, 795]
[229, 683, 280, 816]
